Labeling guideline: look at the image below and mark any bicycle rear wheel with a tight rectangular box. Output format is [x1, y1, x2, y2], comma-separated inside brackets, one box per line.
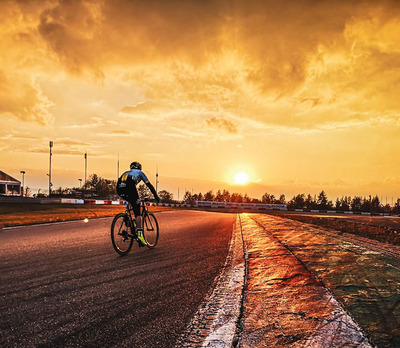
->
[111, 213, 134, 255]
[143, 212, 159, 248]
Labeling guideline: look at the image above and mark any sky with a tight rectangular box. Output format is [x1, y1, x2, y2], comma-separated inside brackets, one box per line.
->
[1, 0, 399, 201]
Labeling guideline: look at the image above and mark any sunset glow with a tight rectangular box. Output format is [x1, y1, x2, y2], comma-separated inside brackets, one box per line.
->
[234, 172, 250, 186]
[1, 1, 399, 199]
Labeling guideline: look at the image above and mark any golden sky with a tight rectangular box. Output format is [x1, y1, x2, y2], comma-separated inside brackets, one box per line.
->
[1, 0, 399, 199]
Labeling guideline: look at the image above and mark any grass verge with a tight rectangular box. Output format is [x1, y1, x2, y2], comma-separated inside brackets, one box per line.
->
[0, 203, 172, 229]
[280, 213, 400, 246]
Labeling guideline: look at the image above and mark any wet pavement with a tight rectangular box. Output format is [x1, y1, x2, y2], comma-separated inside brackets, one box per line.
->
[239, 214, 400, 347]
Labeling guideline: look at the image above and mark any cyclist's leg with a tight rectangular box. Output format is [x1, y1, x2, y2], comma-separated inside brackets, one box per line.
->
[129, 187, 141, 229]
[133, 201, 141, 229]
[129, 191, 146, 246]
[124, 197, 138, 227]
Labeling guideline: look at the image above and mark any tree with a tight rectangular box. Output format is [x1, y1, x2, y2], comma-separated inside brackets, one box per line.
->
[393, 199, 400, 214]
[261, 193, 275, 204]
[243, 194, 251, 203]
[87, 174, 99, 189]
[277, 194, 286, 204]
[336, 196, 350, 211]
[231, 192, 243, 203]
[351, 196, 362, 212]
[84, 174, 116, 197]
[183, 191, 197, 205]
[204, 190, 215, 201]
[370, 195, 381, 213]
[158, 190, 174, 203]
[305, 194, 315, 209]
[360, 196, 371, 212]
[383, 204, 391, 213]
[138, 184, 152, 199]
[215, 190, 224, 202]
[343, 196, 351, 211]
[288, 194, 306, 209]
[317, 190, 329, 209]
[222, 190, 231, 202]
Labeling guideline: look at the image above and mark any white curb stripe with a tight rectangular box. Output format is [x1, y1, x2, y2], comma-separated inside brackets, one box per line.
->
[177, 215, 245, 347]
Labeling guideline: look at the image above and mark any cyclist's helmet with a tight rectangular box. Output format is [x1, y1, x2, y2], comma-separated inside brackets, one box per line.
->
[130, 161, 142, 170]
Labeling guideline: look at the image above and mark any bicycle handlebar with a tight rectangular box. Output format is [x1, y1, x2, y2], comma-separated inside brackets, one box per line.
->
[141, 198, 153, 202]
[139, 198, 159, 204]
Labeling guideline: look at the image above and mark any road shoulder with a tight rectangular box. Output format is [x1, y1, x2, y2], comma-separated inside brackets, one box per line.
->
[238, 214, 371, 347]
[177, 215, 245, 347]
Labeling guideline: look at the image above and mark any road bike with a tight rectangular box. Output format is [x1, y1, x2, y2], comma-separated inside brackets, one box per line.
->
[111, 199, 159, 256]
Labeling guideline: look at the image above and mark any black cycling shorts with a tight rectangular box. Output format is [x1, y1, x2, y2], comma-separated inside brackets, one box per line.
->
[117, 188, 140, 217]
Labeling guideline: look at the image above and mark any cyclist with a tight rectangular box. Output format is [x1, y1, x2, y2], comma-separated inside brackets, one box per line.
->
[116, 161, 160, 246]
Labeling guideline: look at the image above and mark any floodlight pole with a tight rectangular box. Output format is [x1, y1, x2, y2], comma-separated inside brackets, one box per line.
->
[155, 165, 159, 193]
[49, 141, 53, 196]
[117, 153, 120, 179]
[84, 152, 87, 188]
[20, 170, 25, 196]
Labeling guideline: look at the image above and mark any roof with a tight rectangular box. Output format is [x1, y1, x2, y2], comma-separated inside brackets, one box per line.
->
[0, 170, 21, 184]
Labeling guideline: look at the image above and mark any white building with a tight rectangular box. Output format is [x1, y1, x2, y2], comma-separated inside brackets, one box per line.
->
[0, 170, 21, 196]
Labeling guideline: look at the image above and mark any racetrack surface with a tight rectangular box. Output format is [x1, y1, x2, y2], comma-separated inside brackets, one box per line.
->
[0, 210, 235, 347]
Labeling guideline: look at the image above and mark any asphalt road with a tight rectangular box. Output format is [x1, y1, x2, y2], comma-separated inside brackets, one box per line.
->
[0, 210, 235, 347]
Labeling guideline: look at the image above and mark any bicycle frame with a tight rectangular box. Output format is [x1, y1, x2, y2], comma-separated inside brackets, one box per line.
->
[124, 199, 151, 229]
[123, 204, 136, 230]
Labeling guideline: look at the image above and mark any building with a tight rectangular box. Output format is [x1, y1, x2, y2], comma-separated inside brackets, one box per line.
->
[0, 170, 21, 196]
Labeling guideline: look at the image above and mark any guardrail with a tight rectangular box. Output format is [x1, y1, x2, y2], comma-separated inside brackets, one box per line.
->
[60, 198, 122, 205]
[2, 196, 399, 216]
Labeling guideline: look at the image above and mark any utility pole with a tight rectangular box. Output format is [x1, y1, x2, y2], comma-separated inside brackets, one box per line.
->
[84, 152, 87, 188]
[155, 165, 159, 193]
[117, 153, 120, 179]
[20, 170, 25, 196]
[49, 141, 53, 196]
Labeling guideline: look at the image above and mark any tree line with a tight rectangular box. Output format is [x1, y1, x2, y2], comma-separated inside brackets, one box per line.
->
[51, 174, 400, 214]
[167, 189, 399, 214]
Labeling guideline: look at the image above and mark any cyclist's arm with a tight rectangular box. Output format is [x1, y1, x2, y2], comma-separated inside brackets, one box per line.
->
[146, 181, 158, 198]
[140, 172, 160, 201]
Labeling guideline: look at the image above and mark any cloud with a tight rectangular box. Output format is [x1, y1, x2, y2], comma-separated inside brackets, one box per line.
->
[1, 0, 400, 198]
[0, 70, 53, 125]
[55, 139, 90, 147]
[27, 148, 81, 156]
[38, 1, 105, 76]
[3, 0, 400, 133]
[206, 117, 238, 134]
[119, 100, 170, 119]
[100, 130, 144, 137]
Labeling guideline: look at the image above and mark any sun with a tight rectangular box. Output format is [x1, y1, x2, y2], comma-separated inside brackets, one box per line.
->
[233, 172, 250, 185]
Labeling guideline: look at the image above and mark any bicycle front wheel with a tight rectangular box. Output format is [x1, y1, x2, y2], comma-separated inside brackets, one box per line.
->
[111, 213, 134, 255]
[143, 212, 159, 248]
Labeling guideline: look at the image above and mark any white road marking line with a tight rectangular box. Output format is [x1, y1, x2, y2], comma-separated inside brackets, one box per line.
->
[1, 217, 111, 230]
[0, 210, 200, 231]
[177, 215, 245, 347]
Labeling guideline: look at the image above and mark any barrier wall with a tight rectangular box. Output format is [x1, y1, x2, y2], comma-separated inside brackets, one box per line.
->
[54, 198, 399, 216]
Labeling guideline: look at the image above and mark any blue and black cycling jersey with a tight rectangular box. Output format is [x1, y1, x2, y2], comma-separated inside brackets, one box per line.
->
[118, 169, 150, 188]
[116, 169, 158, 216]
